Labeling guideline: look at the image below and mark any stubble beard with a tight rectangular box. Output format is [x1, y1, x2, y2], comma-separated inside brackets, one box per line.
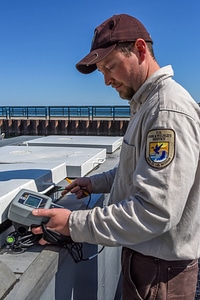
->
[118, 86, 135, 100]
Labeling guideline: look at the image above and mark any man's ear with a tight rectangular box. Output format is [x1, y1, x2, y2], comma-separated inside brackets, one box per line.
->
[135, 39, 147, 60]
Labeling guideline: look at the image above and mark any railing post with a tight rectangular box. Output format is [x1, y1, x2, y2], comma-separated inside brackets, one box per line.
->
[113, 106, 115, 121]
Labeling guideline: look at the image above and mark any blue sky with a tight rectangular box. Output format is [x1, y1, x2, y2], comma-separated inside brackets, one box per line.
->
[0, 0, 199, 107]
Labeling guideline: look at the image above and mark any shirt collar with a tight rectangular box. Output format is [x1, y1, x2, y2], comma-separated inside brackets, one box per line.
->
[129, 65, 174, 114]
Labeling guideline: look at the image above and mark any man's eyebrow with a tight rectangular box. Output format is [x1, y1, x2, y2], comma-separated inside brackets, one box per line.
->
[97, 61, 112, 72]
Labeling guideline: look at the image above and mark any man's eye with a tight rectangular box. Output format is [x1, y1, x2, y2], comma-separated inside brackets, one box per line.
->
[106, 66, 113, 71]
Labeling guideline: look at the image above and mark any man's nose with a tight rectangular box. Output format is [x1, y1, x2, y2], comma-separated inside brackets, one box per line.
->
[104, 73, 113, 86]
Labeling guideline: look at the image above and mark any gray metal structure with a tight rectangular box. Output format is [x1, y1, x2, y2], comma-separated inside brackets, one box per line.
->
[23, 135, 123, 154]
[0, 145, 106, 177]
[0, 136, 122, 300]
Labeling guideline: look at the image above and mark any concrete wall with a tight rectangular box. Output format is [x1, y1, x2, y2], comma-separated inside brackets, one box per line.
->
[0, 119, 129, 137]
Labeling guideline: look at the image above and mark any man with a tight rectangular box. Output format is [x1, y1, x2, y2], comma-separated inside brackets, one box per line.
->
[32, 14, 200, 299]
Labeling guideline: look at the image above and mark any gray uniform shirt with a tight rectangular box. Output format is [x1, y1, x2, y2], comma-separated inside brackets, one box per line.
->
[69, 65, 200, 260]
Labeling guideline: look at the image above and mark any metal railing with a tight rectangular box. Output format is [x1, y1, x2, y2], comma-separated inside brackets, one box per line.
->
[0, 106, 130, 120]
[1, 103, 200, 120]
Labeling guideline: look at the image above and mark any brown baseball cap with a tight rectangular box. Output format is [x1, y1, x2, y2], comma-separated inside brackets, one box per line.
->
[76, 14, 153, 74]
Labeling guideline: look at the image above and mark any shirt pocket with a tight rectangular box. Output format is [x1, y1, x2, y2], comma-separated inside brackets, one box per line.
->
[118, 140, 136, 185]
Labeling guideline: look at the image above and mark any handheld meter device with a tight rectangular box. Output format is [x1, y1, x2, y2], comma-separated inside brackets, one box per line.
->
[6, 188, 73, 251]
[8, 189, 61, 233]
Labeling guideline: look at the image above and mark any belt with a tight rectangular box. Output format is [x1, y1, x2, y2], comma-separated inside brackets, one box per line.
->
[123, 247, 198, 266]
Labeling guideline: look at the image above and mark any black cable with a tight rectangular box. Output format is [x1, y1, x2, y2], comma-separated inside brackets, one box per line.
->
[6, 227, 104, 263]
[64, 243, 105, 263]
[6, 230, 42, 251]
[41, 222, 104, 264]
[64, 243, 83, 263]
[81, 246, 105, 262]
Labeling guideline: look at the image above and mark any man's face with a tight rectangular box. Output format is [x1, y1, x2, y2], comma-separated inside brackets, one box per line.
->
[96, 46, 146, 100]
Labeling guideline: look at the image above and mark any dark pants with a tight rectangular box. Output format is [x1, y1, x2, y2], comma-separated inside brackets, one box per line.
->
[122, 247, 198, 300]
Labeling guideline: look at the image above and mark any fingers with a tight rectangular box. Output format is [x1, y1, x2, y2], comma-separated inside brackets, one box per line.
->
[31, 226, 50, 245]
[31, 209, 49, 235]
[61, 177, 92, 197]
[62, 186, 87, 199]
[31, 225, 48, 245]
[31, 208, 51, 235]
[39, 238, 50, 245]
[32, 224, 43, 235]
[32, 208, 54, 218]
[61, 179, 78, 196]
[31, 208, 71, 238]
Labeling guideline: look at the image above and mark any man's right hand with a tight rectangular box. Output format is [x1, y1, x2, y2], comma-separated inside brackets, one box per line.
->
[61, 177, 92, 199]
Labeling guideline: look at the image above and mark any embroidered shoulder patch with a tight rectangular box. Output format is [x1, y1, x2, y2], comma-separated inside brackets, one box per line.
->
[146, 129, 175, 168]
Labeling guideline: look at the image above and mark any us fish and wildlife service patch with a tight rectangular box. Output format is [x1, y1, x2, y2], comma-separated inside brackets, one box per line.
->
[146, 129, 175, 168]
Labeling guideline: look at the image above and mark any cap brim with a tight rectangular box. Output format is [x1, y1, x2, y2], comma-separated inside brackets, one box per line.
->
[76, 44, 117, 74]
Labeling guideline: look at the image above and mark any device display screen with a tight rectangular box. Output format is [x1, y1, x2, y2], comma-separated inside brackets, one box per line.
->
[24, 194, 42, 208]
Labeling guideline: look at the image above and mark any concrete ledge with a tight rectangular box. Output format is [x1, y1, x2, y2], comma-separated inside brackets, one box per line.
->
[0, 261, 16, 299]
[4, 247, 64, 300]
